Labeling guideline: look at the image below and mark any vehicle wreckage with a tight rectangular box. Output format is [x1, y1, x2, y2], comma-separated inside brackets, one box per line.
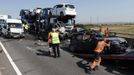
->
[69, 29, 129, 55]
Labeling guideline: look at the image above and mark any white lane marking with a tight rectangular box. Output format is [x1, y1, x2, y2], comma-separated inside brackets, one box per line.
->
[0, 41, 22, 75]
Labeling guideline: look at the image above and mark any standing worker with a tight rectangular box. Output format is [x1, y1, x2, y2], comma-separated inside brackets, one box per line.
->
[48, 31, 52, 55]
[22, 22, 25, 32]
[99, 26, 103, 35]
[51, 28, 61, 58]
[104, 27, 109, 37]
[23, 22, 29, 33]
[25, 23, 29, 33]
[88, 39, 110, 73]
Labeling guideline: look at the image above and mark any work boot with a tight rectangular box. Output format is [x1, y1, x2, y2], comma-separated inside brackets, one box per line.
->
[95, 65, 99, 70]
[87, 69, 94, 74]
[86, 66, 94, 74]
[94, 64, 100, 70]
[57, 55, 60, 57]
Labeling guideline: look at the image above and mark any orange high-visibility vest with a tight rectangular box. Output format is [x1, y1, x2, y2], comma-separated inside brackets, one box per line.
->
[95, 41, 110, 53]
[105, 30, 109, 37]
[48, 32, 52, 44]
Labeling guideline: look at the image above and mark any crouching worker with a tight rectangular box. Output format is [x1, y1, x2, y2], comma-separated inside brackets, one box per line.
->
[88, 38, 110, 73]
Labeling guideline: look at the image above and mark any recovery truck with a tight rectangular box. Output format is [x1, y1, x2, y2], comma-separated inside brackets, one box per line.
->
[20, 7, 76, 40]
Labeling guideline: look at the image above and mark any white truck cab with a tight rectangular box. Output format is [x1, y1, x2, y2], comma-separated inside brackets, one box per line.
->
[0, 15, 12, 35]
[0, 15, 12, 20]
[1, 19, 24, 38]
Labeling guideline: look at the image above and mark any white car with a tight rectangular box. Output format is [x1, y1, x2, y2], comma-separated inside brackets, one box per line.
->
[1, 19, 24, 38]
[33, 8, 42, 14]
[50, 3, 76, 17]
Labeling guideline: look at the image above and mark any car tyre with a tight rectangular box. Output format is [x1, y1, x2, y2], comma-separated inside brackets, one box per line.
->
[69, 44, 75, 52]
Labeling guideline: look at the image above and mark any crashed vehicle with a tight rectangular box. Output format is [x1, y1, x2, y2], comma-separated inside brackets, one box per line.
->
[69, 29, 129, 54]
[20, 9, 31, 23]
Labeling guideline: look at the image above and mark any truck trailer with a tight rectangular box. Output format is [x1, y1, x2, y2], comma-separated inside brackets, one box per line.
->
[20, 7, 76, 40]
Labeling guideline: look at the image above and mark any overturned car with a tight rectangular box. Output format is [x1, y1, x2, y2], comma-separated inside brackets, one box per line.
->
[69, 29, 129, 54]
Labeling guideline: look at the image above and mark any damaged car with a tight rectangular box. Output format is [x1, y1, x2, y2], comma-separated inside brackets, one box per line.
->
[69, 29, 129, 54]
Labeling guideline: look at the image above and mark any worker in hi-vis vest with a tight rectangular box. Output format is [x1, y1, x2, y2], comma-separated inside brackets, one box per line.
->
[51, 28, 60, 58]
[22, 22, 29, 33]
[88, 38, 110, 73]
[48, 31, 52, 55]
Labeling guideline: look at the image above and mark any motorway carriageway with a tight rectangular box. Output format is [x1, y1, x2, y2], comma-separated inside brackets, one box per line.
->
[0, 35, 134, 75]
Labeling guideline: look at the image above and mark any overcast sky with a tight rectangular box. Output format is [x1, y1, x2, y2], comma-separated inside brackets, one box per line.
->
[0, 0, 134, 23]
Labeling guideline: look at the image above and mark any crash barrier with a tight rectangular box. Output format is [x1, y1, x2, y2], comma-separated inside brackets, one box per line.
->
[116, 33, 134, 48]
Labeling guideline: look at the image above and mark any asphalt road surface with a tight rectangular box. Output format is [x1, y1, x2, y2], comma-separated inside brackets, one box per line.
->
[0, 34, 133, 75]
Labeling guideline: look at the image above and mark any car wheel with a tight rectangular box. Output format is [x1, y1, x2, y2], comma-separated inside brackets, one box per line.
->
[69, 44, 75, 52]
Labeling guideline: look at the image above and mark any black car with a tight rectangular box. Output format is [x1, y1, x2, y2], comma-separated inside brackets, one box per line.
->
[69, 29, 129, 54]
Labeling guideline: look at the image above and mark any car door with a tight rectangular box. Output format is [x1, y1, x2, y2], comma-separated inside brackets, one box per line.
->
[76, 34, 86, 50]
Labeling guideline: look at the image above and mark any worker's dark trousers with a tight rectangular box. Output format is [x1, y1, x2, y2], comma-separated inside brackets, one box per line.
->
[52, 44, 60, 57]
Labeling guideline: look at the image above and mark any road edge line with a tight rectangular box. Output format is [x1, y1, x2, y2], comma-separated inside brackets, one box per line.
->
[0, 41, 22, 75]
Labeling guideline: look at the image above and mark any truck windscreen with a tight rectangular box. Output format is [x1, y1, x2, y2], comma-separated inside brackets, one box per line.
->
[8, 23, 22, 28]
[62, 19, 73, 26]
